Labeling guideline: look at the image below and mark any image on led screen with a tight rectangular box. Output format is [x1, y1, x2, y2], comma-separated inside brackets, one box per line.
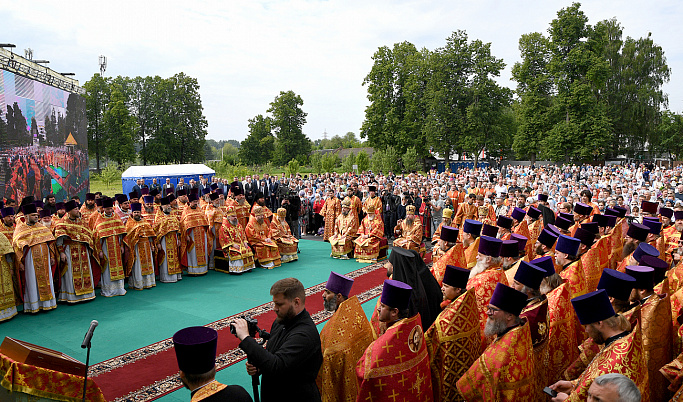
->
[0, 69, 88, 203]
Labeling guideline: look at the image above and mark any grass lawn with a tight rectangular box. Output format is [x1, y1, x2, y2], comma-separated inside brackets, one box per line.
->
[89, 177, 121, 196]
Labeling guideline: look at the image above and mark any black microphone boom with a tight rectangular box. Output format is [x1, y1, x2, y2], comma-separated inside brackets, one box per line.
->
[81, 320, 98, 348]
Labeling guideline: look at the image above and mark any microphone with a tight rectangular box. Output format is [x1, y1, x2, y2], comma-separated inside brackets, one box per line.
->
[81, 320, 99, 348]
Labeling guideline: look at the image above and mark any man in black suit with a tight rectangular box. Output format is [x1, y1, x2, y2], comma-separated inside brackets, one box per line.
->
[244, 176, 258, 205]
[173, 326, 252, 401]
[163, 178, 175, 195]
[175, 178, 188, 196]
[269, 177, 279, 211]
[233, 278, 322, 402]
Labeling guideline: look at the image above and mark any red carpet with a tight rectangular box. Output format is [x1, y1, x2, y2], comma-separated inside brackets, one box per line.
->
[90, 262, 387, 401]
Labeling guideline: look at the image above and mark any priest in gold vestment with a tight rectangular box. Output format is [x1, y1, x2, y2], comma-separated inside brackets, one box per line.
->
[430, 226, 466, 286]
[457, 283, 535, 401]
[271, 208, 298, 263]
[425, 265, 480, 402]
[0, 233, 17, 322]
[179, 193, 210, 275]
[354, 207, 384, 262]
[12, 203, 58, 313]
[356, 280, 433, 402]
[54, 200, 99, 303]
[153, 197, 182, 283]
[245, 206, 281, 268]
[320, 189, 341, 242]
[93, 198, 127, 297]
[393, 205, 423, 252]
[124, 203, 157, 290]
[549, 289, 649, 402]
[317, 272, 374, 402]
[329, 198, 358, 259]
[217, 205, 255, 273]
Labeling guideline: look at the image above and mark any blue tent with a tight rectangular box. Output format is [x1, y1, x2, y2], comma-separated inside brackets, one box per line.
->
[120, 164, 215, 195]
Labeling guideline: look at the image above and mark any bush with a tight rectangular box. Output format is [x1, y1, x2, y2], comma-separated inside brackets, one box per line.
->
[341, 152, 356, 173]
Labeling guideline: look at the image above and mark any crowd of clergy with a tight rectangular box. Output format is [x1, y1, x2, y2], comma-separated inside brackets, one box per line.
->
[0, 181, 302, 322]
[6, 162, 683, 401]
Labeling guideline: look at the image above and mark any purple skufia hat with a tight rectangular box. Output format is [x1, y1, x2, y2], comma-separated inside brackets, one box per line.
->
[210, 183, 218, 191]
[21, 204, 37, 215]
[511, 207, 526, 222]
[478, 236, 503, 258]
[530, 256, 555, 277]
[624, 266, 655, 290]
[632, 242, 659, 263]
[143, 195, 154, 204]
[537, 228, 558, 248]
[64, 200, 78, 212]
[546, 224, 561, 237]
[499, 240, 520, 258]
[659, 207, 673, 219]
[640, 255, 668, 284]
[591, 214, 608, 227]
[514, 261, 546, 290]
[604, 207, 619, 217]
[440, 226, 459, 243]
[95, 198, 103, 207]
[573, 227, 595, 247]
[130, 202, 142, 212]
[380, 279, 412, 311]
[556, 235, 581, 256]
[626, 223, 650, 241]
[510, 233, 527, 253]
[538, 193, 548, 202]
[581, 222, 599, 235]
[102, 198, 114, 208]
[554, 216, 573, 231]
[526, 206, 541, 219]
[85, 193, 96, 201]
[597, 269, 636, 301]
[463, 219, 482, 236]
[177, 189, 187, 196]
[481, 223, 499, 238]
[173, 326, 217, 375]
[489, 283, 528, 317]
[641, 200, 658, 214]
[571, 289, 615, 325]
[606, 215, 617, 227]
[613, 206, 627, 218]
[55, 202, 66, 210]
[188, 193, 199, 202]
[166, 188, 175, 195]
[0, 207, 15, 218]
[129, 191, 139, 199]
[559, 212, 574, 222]
[573, 202, 592, 216]
[39, 209, 52, 219]
[326, 271, 354, 298]
[160, 197, 170, 206]
[641, 219, 661, 235]
[496, 215, 513, 230]
[443, 265, 469, 289]
[202, 187, 211, 195]
[141, 188, 150, 195]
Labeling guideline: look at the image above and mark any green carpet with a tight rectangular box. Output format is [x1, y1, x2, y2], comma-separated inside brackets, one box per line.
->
[0, 240, 373, 366]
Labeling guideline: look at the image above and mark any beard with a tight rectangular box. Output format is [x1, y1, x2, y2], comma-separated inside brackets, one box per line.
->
[622, 239, 638, 259]
[145, 207, 153, 213]
[470, 260, 488, 278]
[535, 244, 544, 256]
[502, 258, 514, 269]
[323, 297, 338, 312]
[484, 316, 508, 337]
[275, 306, 297, 323]
[406, 216, 414, 226]
[41, 220, 51, 227]
[133, 215, 141, 221]
[342, 210, 349, 216]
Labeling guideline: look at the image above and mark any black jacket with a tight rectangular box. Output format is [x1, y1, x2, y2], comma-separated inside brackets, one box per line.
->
[239, 309, 322, 402]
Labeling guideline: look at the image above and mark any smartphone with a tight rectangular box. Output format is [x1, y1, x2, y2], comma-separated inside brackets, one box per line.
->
[543, 386, 558, 397]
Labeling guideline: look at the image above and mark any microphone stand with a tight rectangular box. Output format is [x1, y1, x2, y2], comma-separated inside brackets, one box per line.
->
[82, 340, 91, 402]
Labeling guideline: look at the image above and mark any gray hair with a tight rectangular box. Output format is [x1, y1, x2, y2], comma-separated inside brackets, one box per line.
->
[592, 373, 641, 402]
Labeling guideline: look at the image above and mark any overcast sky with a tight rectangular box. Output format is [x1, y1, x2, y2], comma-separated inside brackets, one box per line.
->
[5, 1, 683, 143]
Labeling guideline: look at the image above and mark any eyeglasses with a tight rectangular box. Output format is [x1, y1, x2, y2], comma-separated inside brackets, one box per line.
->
[486, 306, 501, 315]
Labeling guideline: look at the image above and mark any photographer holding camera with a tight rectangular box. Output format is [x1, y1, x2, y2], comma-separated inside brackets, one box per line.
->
[232, 278, 322, 402]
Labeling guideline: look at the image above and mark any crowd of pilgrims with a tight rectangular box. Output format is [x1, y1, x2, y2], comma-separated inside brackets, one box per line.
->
[5, 162, 683, 400]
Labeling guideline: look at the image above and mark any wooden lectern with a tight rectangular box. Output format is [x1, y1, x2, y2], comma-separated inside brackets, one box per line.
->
[0, 337, 85, 376]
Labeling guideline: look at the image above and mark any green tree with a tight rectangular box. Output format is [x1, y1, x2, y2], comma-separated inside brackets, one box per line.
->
[267, 90, 311, 165]
[322, 152, 339, 172]
[361, 42, 429, 155]
[657, 111, 683, 162]
[402, 147, 421, 172]
[99, 164, 121, 189]
[356, 150, 370, 172]
[221, 143, 239, 164]
[511, 32, 553, 163]
[239, 114, 274, 165]
[83, 73, 111, 170]
[311, 152, 323, 174]
[286, 159, 300, 176]
[103, 88, 135, 167]
[371, 146, 399, 173]
[341, 152, 356, 172]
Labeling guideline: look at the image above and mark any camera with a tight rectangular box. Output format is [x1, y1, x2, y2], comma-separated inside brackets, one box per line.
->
[230, 315, 267, 339]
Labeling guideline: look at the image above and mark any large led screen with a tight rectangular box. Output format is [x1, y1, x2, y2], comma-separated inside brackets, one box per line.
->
[0, 69, 88, 203]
